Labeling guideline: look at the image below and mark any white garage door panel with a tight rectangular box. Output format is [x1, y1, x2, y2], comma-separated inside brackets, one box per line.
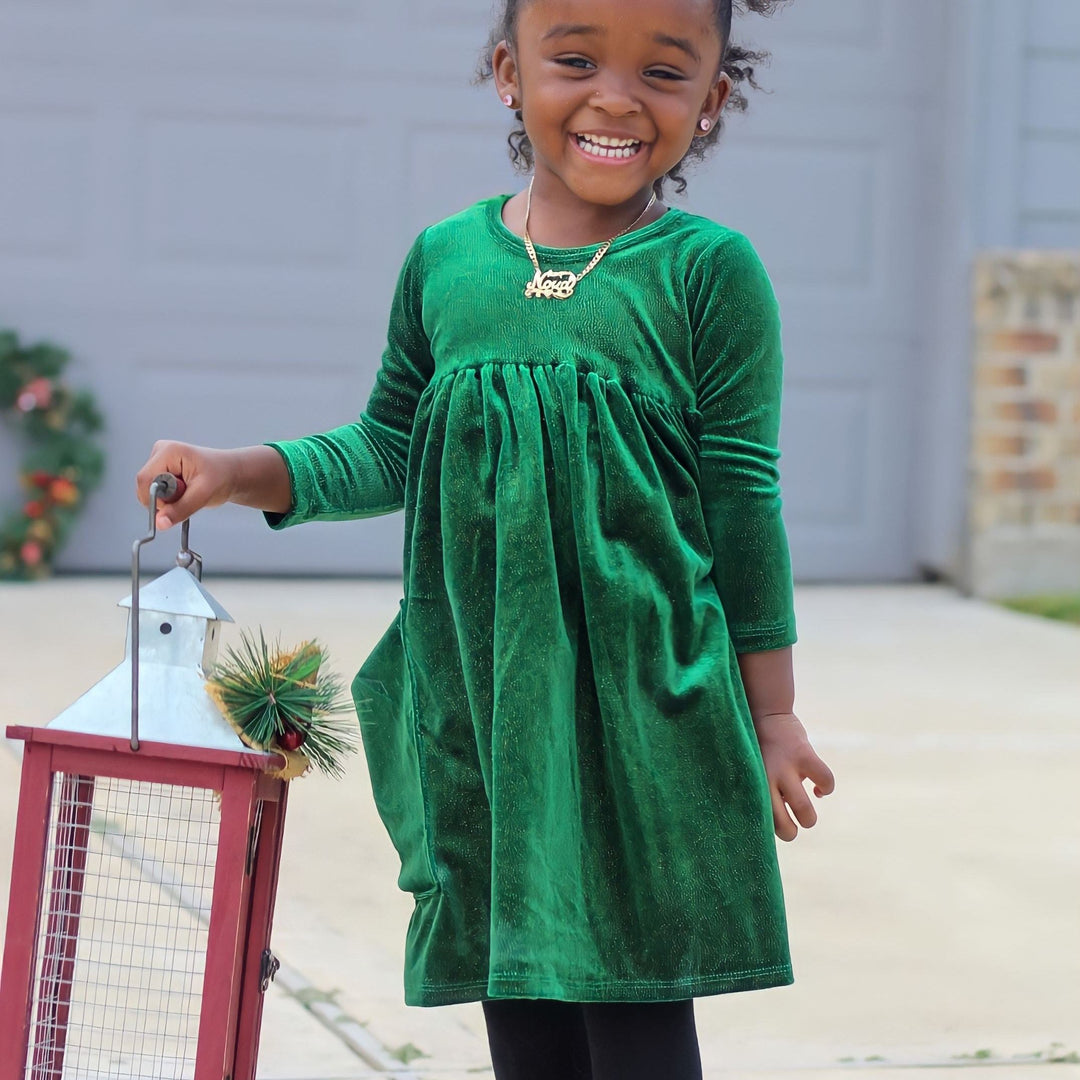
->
[141, 117, 363, 266]
[765, 0, 884, 48]
[1023, 220, 1080, 247]
[783, 392, 913, 581]
[0, 3, 367, 77]
[1029, 0, 1080, 43]
[156, 0, 359, 19]
[0, 107, 91, 257]
[783, 384, 871, 528]
[781, 336, 914, 580]
[406, 124, 521, 239]
[1022, 140, 1080, 215]
[711, 104, 927, 335]
[709, 136, 877, 287]
[1025, 57, 1080, 134]
[0, 0, 934, 579]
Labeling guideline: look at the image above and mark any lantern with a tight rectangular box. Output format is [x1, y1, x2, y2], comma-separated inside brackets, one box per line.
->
[0, 476, 288, 1079]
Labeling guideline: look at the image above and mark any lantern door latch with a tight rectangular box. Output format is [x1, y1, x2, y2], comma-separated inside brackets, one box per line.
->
[260, 948, 280, 993]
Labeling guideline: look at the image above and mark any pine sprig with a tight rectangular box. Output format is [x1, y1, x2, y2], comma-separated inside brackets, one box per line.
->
[208, 630, 358, 779]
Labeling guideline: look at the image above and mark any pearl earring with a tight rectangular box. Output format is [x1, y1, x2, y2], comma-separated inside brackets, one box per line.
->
[698, 117, 712, 133]
[503, 94, 515, 108]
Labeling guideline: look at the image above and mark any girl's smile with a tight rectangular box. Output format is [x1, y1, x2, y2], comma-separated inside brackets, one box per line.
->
[570, 131, 649, 164]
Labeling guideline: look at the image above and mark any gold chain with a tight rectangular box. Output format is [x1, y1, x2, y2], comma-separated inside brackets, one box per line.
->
[521, 176, 657, 300]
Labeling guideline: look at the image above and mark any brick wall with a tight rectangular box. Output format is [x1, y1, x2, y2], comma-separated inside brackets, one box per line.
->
[967, 254, 1080, 597]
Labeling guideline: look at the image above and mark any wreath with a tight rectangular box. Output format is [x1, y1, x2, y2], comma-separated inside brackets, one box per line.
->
[0, 327, 105, 580]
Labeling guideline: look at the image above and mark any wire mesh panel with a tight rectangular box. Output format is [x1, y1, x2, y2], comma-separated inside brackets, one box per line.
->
[25, 774, 220, 1080]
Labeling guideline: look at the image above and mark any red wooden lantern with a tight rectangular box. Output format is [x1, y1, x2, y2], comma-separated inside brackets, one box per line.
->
[0, 477, 288, 1079]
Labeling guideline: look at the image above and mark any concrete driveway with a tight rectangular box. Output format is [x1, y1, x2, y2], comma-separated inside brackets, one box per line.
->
[1, 578, 1077, 1079]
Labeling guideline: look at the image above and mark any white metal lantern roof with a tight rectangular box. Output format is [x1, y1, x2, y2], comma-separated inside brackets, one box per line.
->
[117, 565, 234, 623]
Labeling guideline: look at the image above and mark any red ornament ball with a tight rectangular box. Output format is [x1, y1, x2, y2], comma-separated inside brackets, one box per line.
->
[279, 728, 306, 751]
[50, 478, 79, 506]
[20, 541, 43, 567]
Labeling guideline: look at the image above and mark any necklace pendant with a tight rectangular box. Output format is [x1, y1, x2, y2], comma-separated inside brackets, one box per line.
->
[525, 269, 578, 300]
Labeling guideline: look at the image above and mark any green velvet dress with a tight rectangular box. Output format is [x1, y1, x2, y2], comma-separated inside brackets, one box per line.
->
[266, 193, 798, 1007]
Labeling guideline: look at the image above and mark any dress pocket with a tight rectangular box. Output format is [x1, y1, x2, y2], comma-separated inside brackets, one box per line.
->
[352, 609, 439, 899]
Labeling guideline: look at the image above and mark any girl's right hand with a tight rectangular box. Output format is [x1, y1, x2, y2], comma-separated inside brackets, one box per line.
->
[135, 441, 241, 531]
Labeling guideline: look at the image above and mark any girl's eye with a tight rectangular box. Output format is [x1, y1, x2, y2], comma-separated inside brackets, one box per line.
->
[553, 57, 684, 80]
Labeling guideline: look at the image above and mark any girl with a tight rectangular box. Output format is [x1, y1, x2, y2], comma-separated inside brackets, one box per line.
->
[137, 0, 835, 1075]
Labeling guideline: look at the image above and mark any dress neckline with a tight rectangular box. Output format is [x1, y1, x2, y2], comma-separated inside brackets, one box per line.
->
[485, 192, 682, 261]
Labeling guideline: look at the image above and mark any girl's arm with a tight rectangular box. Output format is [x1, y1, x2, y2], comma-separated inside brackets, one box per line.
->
[691, 231, 796, 653]
[691, 232, 834, 839]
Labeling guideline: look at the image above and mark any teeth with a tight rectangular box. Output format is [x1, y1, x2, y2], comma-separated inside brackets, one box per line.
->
[578, 133, 640, 148]
[575, 134, 641, 159]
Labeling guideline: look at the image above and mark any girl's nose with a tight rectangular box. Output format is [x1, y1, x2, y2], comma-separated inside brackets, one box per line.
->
[590, 80, 642, 117]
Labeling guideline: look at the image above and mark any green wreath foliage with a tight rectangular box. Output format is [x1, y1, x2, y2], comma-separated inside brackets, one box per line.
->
[0, 327, 105, 580]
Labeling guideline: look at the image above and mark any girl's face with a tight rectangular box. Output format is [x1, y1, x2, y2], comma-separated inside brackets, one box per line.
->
[494, 0, 731, 210]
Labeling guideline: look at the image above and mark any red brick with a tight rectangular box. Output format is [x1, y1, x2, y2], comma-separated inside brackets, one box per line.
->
[976, 365, 1027, 388]
[976, 433, 1028, 457]
[988, 467, 1057, 492]
[994, 400, 1058, 423]
[989, 330, 1060, 353]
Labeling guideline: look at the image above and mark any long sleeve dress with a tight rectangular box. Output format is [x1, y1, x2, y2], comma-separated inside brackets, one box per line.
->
[266, 193, 798, 1007]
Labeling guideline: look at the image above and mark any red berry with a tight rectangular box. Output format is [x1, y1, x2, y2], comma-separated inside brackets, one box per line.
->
[279, 729, 305, 751]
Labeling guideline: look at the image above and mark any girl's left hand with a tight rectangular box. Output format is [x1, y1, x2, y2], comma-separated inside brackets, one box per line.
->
[752, 712, 835, 842]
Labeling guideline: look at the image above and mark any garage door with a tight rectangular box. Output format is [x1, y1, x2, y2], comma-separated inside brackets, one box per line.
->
[0, 0, 936, 579]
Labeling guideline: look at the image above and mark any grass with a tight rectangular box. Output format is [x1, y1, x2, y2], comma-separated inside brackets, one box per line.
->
[999, 593, 1080, 625]
[836, 1043, 1080, 1066]
[390, 1042, 427, 1064]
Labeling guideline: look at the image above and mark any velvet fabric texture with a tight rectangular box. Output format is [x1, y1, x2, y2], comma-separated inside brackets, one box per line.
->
[266, 194, 798, 1006]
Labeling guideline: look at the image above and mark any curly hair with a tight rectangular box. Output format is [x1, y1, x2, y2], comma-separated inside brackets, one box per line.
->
[475, 0, 792, 198]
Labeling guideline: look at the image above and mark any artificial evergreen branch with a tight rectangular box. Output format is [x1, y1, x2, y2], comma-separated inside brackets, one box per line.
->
[207, 630, 358, 779]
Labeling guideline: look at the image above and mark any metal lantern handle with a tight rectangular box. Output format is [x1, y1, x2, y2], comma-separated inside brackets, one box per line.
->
[130, 473, 203, 751]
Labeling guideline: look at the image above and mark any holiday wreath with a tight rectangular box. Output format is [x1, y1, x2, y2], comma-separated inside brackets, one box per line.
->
[0, 327, 105, 580]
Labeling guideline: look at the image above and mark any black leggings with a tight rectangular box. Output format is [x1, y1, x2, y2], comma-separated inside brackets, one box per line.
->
[482, 998, 702, 1080]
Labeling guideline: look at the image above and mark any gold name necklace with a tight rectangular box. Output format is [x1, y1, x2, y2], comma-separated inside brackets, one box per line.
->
[521, 176, 657, 300]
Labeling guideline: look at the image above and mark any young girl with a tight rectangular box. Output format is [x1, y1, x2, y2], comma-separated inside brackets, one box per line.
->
[138, 0, 835, 1075]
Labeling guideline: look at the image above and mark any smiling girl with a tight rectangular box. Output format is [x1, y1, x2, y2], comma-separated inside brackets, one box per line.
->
[137, 0, 834, 1076]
